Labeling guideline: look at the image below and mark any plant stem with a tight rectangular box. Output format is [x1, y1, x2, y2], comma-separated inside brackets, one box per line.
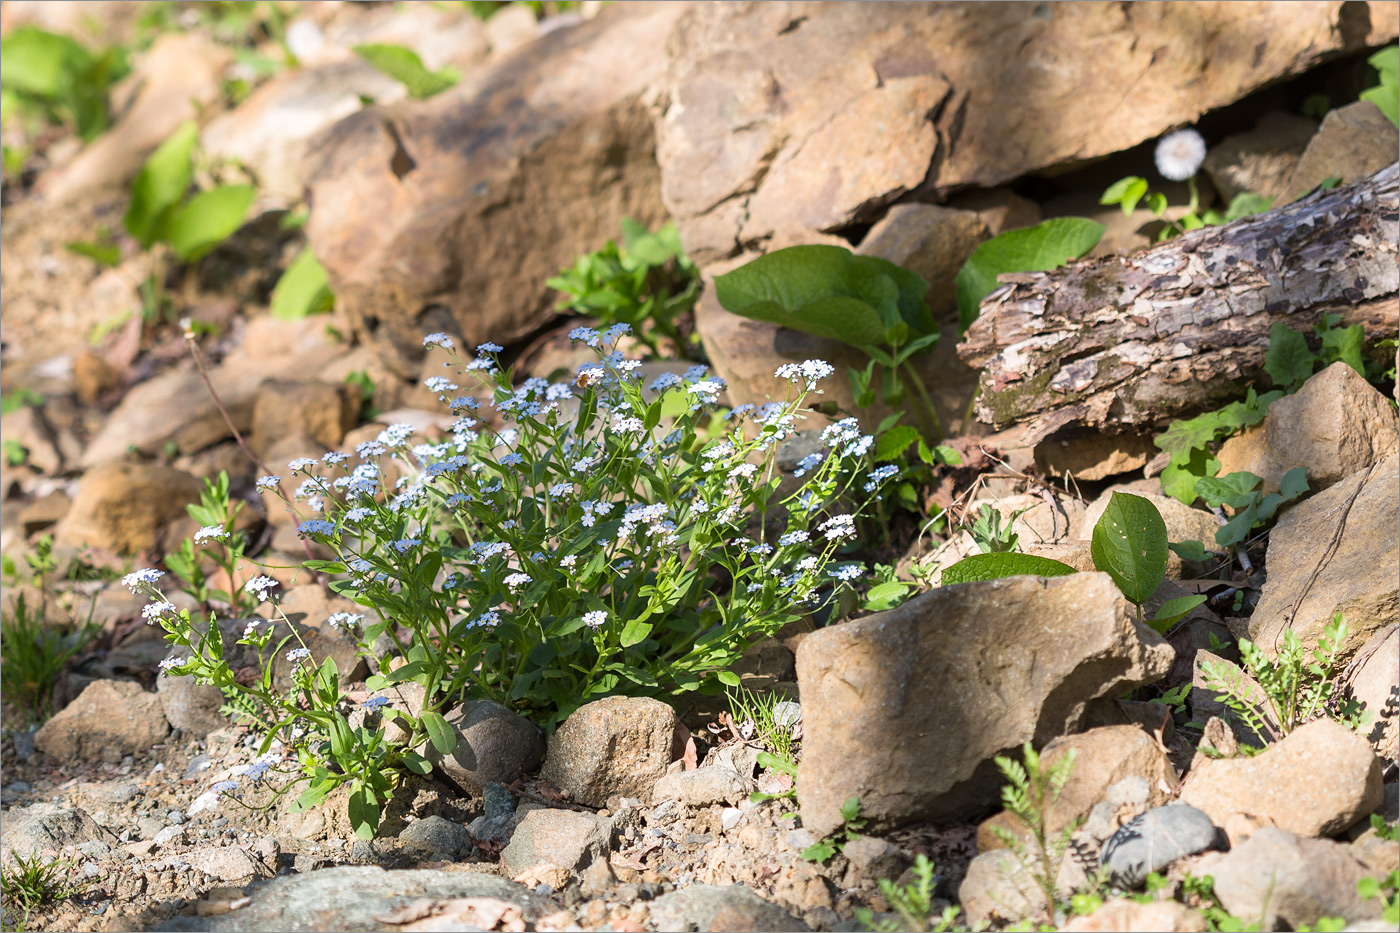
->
[899, 361, 943, 443]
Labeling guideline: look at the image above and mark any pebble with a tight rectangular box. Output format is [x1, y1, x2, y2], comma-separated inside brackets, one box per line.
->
[12, 731, 35, 762]
[167, 809, 187, 825]
[211, 817, 228, 828]
[154, 826, 187, 846]
[721, 807, 744, 832]
[482, 782, 516, 822]
[1101, 805, 1220, 888]
[772, 701, 802, 728]
[786, 828, 816, 850]
[183, 755, 213, 779]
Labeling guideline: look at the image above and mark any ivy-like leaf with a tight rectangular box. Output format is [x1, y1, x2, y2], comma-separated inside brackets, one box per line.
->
[1263, 323, 1316, 391]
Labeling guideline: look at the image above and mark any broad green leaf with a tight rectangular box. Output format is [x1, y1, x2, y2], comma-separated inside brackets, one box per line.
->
[1090, 492, 1168, 606]
[1263, 323, 1316, 391]
[291, 777, 334, 812]
[940, 552, 1078, 585]
[1159, 452, 1216, 504]
[1361, 74, 1399, 127]
[861, 580, 910, 611]
[875, 425, 920, 462]
[756, 750, 798, 776]
[167, 185, 254, 262]
[124, 121, 197, 247]
[1196, 471, 1261, 510]
[64, 239, 120, 267]
[420, 710, 457, 755]
[1223, 191, 1273, 222]
[1277, 467, 1309, 500]
[347, 781, 381, 840]
[400, 752, 432, 775]
[1318, 323, 1366, 378]
[1145, 192, 1168, 215]
[353, 44, 459, 100]
[954, 218, 1104, 330]
[1100, 176, 1148, 215]
[620, 619, 653, 647]
[271, 246, 334, 319]
[1168, 540, 1216, 562]
[0, 27, 92, 99]
[1148, 594, 1209, 634]
[716, 670, 741, 687]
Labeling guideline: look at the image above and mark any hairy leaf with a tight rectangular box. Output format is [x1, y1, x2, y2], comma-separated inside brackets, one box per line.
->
[954, 218, 1104, 330]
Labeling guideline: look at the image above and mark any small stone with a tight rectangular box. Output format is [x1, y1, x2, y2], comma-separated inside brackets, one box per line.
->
[183, 755, 213, 779]
[153, 826, 187, 847]
[11, 732, 35, 762]
[652, 766, 754, 808]
[482, 781, 516, 822]
[500, 808, 611, 877]
[398, 815, 473, 860]
[648, 883, 810, 933]
[1060, 897, 1209, 932]
[1100, 805, 1220, 888]
[167, 810, 187, 825]
[721, 808, 743, 832]
[540, 696, 678, 807]
[841, 835, 909, 886]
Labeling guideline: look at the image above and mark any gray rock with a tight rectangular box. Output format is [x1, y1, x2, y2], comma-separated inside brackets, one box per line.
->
[422, 700, 544, 794]
[1100, 805, 1220, 888]
[153, 826, 187, 847]
[154, 865, 553, 931]
[500, 808, 611, 876]
[184, 847, 268, 886]
[167, 809, 187, 825]
[541, 696, 678, 807]
[1210, 828, 1387, 930]
[653, 766, 755, 808]
[648, 883, 810, 933]
[11, 731, 35, 762]
[0, 806, 118, 863]
[398, 815, 473, 860]
[841, 835, 910, 886]
[482, 782, 516, 822]
[183, 755, 213, 779]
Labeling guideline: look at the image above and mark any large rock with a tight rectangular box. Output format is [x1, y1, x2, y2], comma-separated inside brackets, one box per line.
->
[796, 572, 1174, 837]
[1202, 109, 1318, 203]
[35, 680, 171, 763]
[655, 1, 1397, 265]
[1215, 363, 1399, 495]
[1248, 453, 1398, 662]
[421, 699, 544, 794]
[1208, 828, 1389, 930]
[1178, 719, 1383, 837]
[249, 379, 359, 457]
[0, 806, 117, 863]
[855, 204, 989, 324]
[1283, 100, 1400, 202]
[1347, 626, 1399, 764]
[540, 696, 678, 808]
[303, 1, 688, 375]
[648, 884, 810, 933]
[56, 462, 204, 554]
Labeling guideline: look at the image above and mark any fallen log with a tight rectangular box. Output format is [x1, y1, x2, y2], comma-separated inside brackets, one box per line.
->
[957, 162, 1399, 444]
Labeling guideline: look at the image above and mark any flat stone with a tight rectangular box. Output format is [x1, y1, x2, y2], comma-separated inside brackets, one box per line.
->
[1100, 805, 1220, 888]
[1284, 100, 1400, 202]
[35, 679, 171, 763]
[0, 806, 117, 863]
[652, 766, 754, 808]
[648, 883, 810, 933]
[499, 808, 610, 877]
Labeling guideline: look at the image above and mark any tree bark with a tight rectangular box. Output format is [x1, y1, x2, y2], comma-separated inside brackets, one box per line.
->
[957, 161, 1399, 444]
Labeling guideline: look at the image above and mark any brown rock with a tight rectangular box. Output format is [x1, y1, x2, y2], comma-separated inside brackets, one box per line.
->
[958, 849, 1042, 927]
[796, 572, 1174, 837]
[1210, 828, 1388, 929]
[1034, 431, 1160, 482]
[946, 188, 1042, 237]
[35, 679, 170, 762]
[855, 204, 990, 324]
[1216, 363, 1399, 495]
[303, 2, 688, 376]
[422, 699, 544, 794]
[1347, 626, 1399, 765]
[1202, 110, 1318, 203]
[1061, 898, 1208, 932]
[1248, 453, 1398, 662]
[541, 696, 678, 807]
[57, 462, 204, 554]
[18, 491, 71, 536]
[500, 808, 610, 877]
[250, 379, 359, 456]
[1284, 100, 1400, 202]
[1179, 719, 1383, 837]
[73, 350, 121, 406]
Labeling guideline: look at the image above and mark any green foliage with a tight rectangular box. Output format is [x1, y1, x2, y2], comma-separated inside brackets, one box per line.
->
[124, 122, 253, 260]
[1089, 493, 1206, 633]
[1155, 388, 1282, 505]
[353, 44, 460, 99]
[860, 564, 912, 612]
[1373, 813, 1400, 843]
[0, 389, 43, 416]
[1360, 44, 1399, 127]
[748, 749, 798, 804]
[1199, 614, 1367, 744]
[2, 438, 28, 466]
[1195, 468, 1309, 549]
[802, 796, 866, 863]
[271, 246, 335, 320]
[0, 592, 98, 724]
[167, 184, 256, 262]
[992, 742, 1079, 923]
[0, 850, 86, 932]
[965, 503, 1025, 554]
[715, 245, 944, 439]
[64, 234, 121, 268]
[548, 219, 699, 356]
[344, 371, 379, 421]
[727, 685, 801, 765]
[0, 26, 125, 142]
[1100, 175, 1272, 243]
[857, 855, 961, 933]
[940, 552, 1077, 585]
[164, 472, 259, 616]
[954, 218, 1104, 330]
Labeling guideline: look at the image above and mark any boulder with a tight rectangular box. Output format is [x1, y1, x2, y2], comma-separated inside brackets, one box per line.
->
[1248, 453, 1398, 662]
[655, 1, 1397, 265]
[1215, 363, 1399, 495]
[1208, 828, 1389, 930]
[1347, 626, 1399, 764]
[35, 680, 170, 763]
[0, 806, 117, 863]
[499, 807, 610, 877]
[1178, 719, 1383, 837]
[648, 884, 810, 933]
[421, 699, 544, 794]
[540, 696, 678, 807]
[1202, 109, 1318, 203]
[249, 379, 360, 457]
[303, 1, 688, 375]
[1061, 898, 1208, 932]
[855, 204, 989, 324]
[56, 462, 204, 554]
[1099, 805, 1220, 888]
[796, 572, 1174, 837]
[1283, 100, 1400, 202]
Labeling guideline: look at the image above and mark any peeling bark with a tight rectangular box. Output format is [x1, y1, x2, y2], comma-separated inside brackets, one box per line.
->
[957, 162, 1400, 443]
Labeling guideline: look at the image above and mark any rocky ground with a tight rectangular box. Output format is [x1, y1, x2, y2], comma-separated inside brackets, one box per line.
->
[2, 2, 1399, 932]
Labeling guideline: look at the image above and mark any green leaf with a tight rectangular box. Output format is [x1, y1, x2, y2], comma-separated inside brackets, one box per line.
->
[875, 425, 920, 462]
[271, 246, 334, 319]
[1090, 492, 1168, 605]
[802, 842, 837, 863]
[124, 121, 197, 247]
[0, 27, 93, 100]
[1100, 176, 1149, 215]
[1168, 540, 1216, 563]
[839, 796, 862, 823]
[1223, 191, 1273, 222]
[420, 710, 456, 755]
[64, 239, 120, 267]
[1361, 78, 1399, 127]
[756, 751, 798, 776]
[619, 619, 653, 648]
[1148, 594, 1208, 634]
[346, 781, 381, 840]
[1278, 467, 1309, 500]
[1145, 192, 1168, 215]
[716, 670, 741, 687]
[291, 777, 334, 812]
[400, 752, 432, 775]
[861, 580, 910, 612]
[954, 218, 1104, 330]
[353, 44, 460, 100]
[1318, 322, 1366, 378]
[1263, 323, 1316, 391]
[940, 552, 1078, 585]
[167, 185, 255, 261]
[1196, 471, 1261, 510]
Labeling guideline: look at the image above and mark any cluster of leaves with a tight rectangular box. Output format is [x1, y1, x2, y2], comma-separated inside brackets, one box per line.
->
[1199, 613, 1369, 745]
[0, 850, 87, 933]
[1361, 45, 1399, 127]
[991, 742, 1080, 923]
[548, 219, 701, 357]
[354, 44, 460, 100]
[0, 26, 126, 145]
[856, 855, 962, 933]
[1101, 175, 1272, 242]
[801, 795, 867, 863]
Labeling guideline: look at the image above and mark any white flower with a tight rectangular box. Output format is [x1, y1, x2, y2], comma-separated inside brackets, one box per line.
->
[194, 525, 228, 544]
[821, 418, 862, 448]
[819, 514, 856, 541]
[142, 601, 177, 622]
[424, 376, 458, 395]
[1155, 128, 1206, 182]
[775, 359, 835, 390]
[286, 647, 311, 664]
[158, 656, 184, 674]
[476, 342, 503, 355]
[122, 568, 165, 593]
[864, 464, 899, 492]
[778, 531, 810, 547]
[326, 612, 363, 631]
[504, 572, 532, 591]
[423, 332, 455, 349]
[256, 474, 281, 490]
[559, 554, 579, 570]
[322, 451, 348, 466]
[287, 458, 317, 471]
[793, 452, 823, 477]
[582, 610, 607, 629]
[242, 620, 263, 638]
[243, 576, 279, 602]
[830, 564, 863, 581]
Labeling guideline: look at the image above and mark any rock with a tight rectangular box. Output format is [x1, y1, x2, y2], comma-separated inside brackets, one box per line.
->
[1248, 453, 1398, 663]
[656, 1, 1396, 265]
[499, 808, 610, 877]
[958, 849, 1042, 928]
[18, 491, 71, 536]
[398, 816, 474, 860]
[1209, 828, 1388, 930]
[303, 1, 687, 375]
[55, 462, 204, 555]
[648, 883, 810, 933]
[946, 188, 1042, 237]
[0, 406, 73, 476]
[1099, 805, 1219, 888]
[1179, 719, 1383, 837]
[652, 766, 755, 808]
[979, 726, 1179, 853]
[540, 696, 678, 807]
[35, 679, 170, 763]
[421, 699, 543, 794]
[965, 492, 1086, 548]
[855, 204, 990, 324]
[1216, 363, 1399, 496]
[1034, 431, 1162, 482]
[152, 865, 554, 932]
[797, 572, 1174, 837]
[1060, 897, 1208, 932]
[1347, 626, 1399, 764]
[1202, 110, 1318, 203]
[185, 847, 269, 886]
[42, 33, 232, 204]
[0, 806, 117, 863]
[249, 379, 360, 457]
[841, 835, 909, 887]
[1283, 101, 1400, 202]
